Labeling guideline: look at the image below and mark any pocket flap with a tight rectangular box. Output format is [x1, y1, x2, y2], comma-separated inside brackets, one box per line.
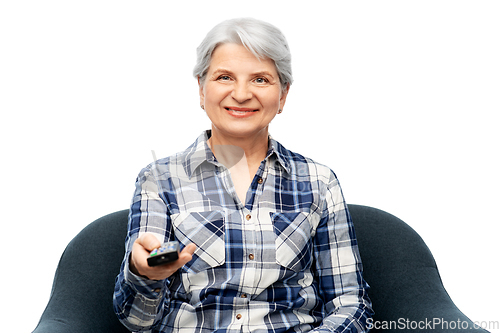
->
[271, 212, 312, 272]
[172, 211, 225, 273]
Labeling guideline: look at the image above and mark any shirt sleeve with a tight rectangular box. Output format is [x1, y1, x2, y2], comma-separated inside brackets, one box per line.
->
[113, 166, 173, 332]
[311, 171, 373, 332]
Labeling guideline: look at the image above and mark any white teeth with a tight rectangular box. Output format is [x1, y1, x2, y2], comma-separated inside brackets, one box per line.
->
[227, 108, 254, 113]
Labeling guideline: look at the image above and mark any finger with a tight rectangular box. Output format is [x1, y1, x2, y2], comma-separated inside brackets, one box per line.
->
[150, 242, 195, 269]
[131, 240, 197, 280]
[176, 243, 197, 265]
[130, 234, 161, 277]
[137, 233, 162, 252]
[152, 243, 197, 275]
[183, 243, 197, 255]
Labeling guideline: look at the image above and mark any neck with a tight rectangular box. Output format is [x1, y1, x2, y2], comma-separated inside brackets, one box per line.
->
[208, 126, 269, 166]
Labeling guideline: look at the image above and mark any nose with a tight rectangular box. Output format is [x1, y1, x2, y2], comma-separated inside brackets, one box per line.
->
[231, 82, 252, 103]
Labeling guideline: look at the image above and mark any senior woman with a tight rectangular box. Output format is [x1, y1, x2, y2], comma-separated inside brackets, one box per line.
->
[113, 18, 373, 332]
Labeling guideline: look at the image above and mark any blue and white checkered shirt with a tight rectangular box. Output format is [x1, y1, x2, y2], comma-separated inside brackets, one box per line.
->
[113, 131, 373, 332]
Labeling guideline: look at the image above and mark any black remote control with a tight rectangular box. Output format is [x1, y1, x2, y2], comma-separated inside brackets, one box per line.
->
[147, 241, 180, 267]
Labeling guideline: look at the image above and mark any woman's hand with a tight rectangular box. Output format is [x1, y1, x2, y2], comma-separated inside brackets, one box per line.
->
[130, 233, 196, 281]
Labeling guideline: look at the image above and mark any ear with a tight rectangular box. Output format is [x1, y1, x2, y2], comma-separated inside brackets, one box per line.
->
[279, 83, 290, 110]
[198, 77, 205, 107]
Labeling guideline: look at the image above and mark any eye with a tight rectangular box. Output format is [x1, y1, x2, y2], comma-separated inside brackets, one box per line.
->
[217, 75, 231, 81]
[254, 77, 269, 84]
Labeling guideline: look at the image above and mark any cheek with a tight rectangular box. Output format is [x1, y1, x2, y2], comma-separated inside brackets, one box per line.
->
[203, 84, 228, 106]
[262, 91, 282, 109]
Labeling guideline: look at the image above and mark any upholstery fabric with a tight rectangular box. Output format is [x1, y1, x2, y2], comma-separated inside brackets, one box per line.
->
[33, 210, 130, 333]
[349, 204, 487, 332]
[32, 205, 489, 333]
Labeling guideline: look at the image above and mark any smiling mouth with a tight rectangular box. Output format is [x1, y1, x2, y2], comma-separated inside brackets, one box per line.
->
[225, 107, 257, 114]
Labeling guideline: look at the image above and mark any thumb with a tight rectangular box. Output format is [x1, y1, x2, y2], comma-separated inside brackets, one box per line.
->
[183, 243, 197, 255]
[177, 243, 197, 264]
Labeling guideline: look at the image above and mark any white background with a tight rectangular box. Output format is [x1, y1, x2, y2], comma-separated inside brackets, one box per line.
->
[1, 1, 498, 332]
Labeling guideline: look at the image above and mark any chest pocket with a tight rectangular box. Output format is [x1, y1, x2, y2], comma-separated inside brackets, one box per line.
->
[271, 212, 313, 272]
[172, 211, 225, 273]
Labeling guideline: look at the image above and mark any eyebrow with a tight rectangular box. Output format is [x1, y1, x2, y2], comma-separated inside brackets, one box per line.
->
[252, 71, 275, 78]
[210, 69, 232, 77]
[210, 68, 275, 78]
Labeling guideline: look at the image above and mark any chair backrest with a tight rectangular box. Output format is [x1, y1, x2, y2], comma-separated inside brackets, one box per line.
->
[33, 210, 130, 333]
[34, 205, 485, 332]
[348, 204, 473, 329]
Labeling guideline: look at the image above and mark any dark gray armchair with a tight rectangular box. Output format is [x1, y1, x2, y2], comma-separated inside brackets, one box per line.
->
[32, 205, 488, 332]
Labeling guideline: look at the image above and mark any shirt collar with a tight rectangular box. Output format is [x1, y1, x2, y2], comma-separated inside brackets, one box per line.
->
[182, 131, 215, 178]
[183, 130, 291, 178]
[267, 134, 292, 174]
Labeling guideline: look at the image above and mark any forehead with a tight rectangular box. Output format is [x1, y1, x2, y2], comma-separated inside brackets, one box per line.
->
[208, 43, 277, 74]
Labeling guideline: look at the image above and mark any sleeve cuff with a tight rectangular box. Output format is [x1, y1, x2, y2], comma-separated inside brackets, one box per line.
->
[123, 253, 167, 297]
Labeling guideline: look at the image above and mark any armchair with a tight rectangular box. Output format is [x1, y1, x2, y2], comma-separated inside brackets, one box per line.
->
[32, 205, 488, 332]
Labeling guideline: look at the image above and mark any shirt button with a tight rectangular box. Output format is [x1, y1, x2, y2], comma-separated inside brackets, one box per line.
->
[257, 178, 263, 184]
[236, 314, 242, 320]
[246, 214, 251, 221]
[249, 253, 255, 260]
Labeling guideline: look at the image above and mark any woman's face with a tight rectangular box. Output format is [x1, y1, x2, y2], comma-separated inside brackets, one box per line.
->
[199, 43, 288, 143]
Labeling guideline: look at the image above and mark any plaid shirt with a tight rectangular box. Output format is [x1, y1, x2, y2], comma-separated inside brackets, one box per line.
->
[113, 131, 373, 333]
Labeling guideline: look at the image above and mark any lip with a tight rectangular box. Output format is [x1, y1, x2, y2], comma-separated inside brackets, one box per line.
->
[224, 106, 258, 118]
[225, 106, 256, 112]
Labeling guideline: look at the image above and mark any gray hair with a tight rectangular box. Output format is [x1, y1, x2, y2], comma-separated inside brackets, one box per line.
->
[193, 18, 293, 92]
